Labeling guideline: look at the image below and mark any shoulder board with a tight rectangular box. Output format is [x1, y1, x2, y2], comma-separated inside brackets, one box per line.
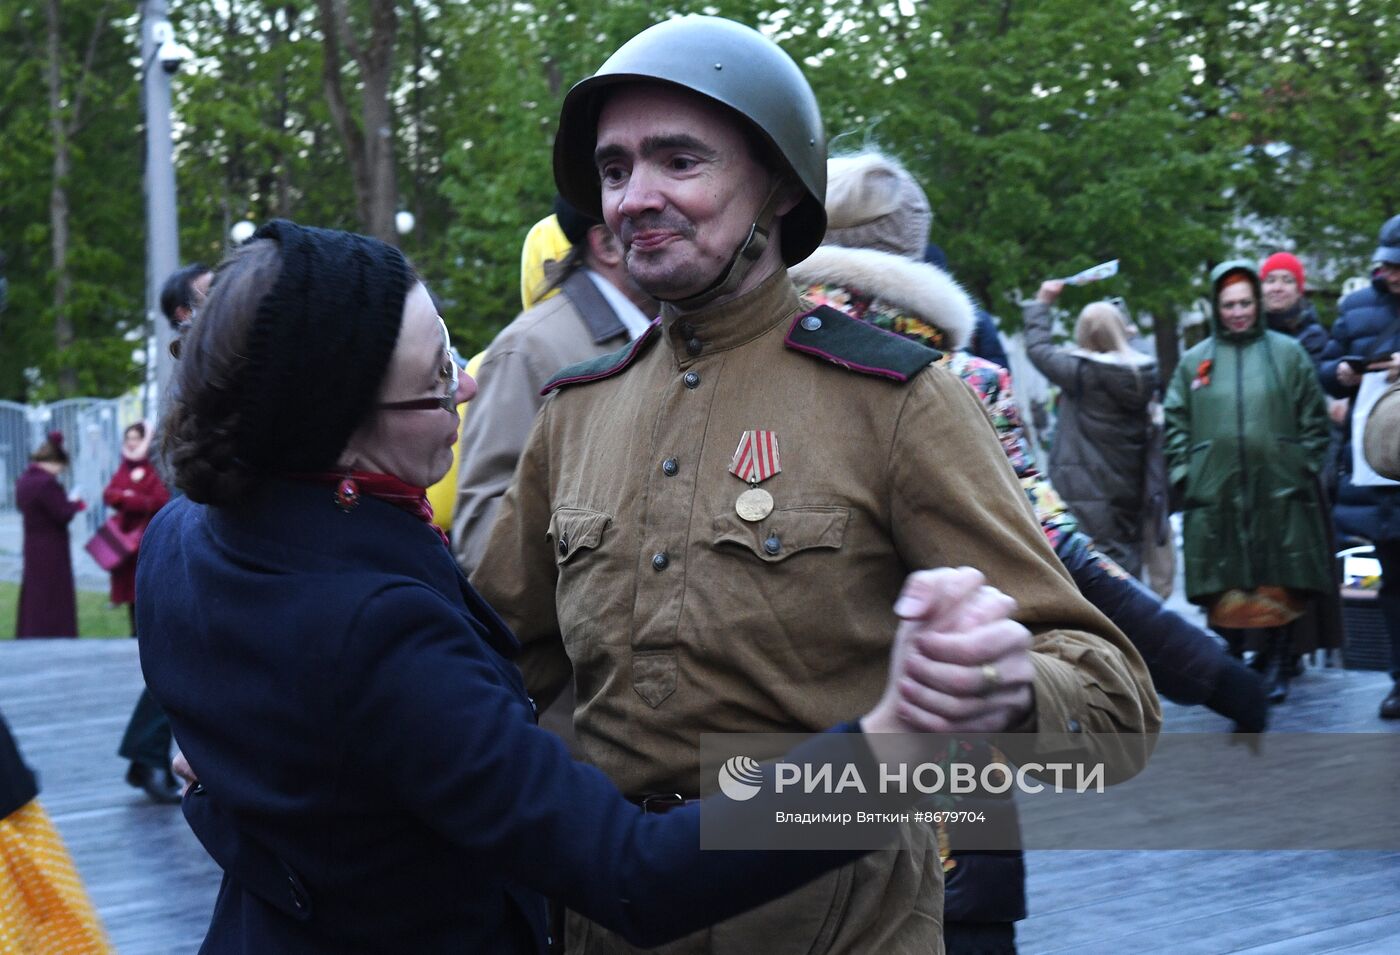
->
[541, 319, 662, 396]
[784, 305, 941, 383]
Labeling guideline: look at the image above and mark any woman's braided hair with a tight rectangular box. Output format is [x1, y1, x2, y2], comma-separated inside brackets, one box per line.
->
[163, 239, 281, 505]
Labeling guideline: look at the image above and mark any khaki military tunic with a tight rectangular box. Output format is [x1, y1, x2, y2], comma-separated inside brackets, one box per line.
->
[473, 270, 1159, 955]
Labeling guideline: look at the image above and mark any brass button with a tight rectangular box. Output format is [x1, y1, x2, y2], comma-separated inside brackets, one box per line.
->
[800, 314, 823, 332]
[652, 552, 670, 571]
[557, 535, 569, 556]
[685, 338, 703, 356]
[763, 535, 781, 555]
[1066, 718, 1083, 733]
[683, 371, 701, 389]
[662, 457, 679, 476]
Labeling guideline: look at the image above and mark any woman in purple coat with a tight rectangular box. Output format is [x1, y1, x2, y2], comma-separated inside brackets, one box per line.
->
[15, 431, 85, 637]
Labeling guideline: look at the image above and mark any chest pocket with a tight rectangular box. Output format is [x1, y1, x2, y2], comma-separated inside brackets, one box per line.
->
[548, 507, 611, 564]
[712, 506, 849, 563]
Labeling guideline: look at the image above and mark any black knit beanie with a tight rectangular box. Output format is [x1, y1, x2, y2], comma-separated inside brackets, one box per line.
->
[552, 194, 602, 248]
[235, 220, 410, 473]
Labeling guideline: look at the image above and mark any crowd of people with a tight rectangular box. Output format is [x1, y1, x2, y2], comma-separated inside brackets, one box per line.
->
[4, 13, 1400, 955]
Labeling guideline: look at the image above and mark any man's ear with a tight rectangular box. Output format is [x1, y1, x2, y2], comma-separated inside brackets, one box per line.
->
[586, 224, 624, 268]
[773, 177, 804, 218]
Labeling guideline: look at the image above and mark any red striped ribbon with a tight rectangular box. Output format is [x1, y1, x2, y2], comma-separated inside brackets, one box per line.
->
[729, 430, 781, 484]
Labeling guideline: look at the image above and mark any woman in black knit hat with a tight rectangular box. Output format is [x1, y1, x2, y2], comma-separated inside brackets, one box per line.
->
[135, 220, 1029, 953]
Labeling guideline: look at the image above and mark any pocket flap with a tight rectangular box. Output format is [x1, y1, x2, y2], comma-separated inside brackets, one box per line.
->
[548, 507, 612, 564]
[712, 506, 849, 563]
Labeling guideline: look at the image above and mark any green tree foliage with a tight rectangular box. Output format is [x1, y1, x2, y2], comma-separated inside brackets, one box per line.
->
[0, 0, 142, 400]
[1, 0, 1395, 399]
[1233, 0, 1400, 281]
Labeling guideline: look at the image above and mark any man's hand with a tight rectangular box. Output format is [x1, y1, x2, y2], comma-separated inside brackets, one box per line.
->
[1371, 351, 1400, 383]
[862, 567, 1033, 735]
[1036, 280, 1065, 305]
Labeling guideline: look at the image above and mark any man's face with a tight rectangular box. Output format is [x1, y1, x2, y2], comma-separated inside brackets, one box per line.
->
[594, 85, 776, 302]
[1377, 261, 1400, 297]
[1262, 269, 1301, 313]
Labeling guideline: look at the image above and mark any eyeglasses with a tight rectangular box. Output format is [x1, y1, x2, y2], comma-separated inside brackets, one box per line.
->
[378, 317, 461, 413]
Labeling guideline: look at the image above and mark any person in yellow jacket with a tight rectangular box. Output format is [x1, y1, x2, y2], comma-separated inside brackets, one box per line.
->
[1, 709, 111, 953]
[425, 213, 571, 530]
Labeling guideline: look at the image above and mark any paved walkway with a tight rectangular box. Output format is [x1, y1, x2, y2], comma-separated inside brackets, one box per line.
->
[3, 637, 1397, 953]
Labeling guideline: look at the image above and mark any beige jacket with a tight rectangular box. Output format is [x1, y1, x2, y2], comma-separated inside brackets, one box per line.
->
[452, 270, 630, 573]
[1364, 379, 1400, 480]
[473, 270, 1159, 955]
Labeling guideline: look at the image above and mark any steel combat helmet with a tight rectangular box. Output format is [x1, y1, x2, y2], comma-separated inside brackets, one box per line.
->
[553, 16, 827, 297]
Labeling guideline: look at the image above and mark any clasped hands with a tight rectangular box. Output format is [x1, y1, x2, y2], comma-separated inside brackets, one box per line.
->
[862, 567, 1034, 735]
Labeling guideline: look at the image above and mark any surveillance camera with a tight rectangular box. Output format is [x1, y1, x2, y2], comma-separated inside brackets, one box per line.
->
[151, 21, 191, 74]
[158, 38, 193, 74]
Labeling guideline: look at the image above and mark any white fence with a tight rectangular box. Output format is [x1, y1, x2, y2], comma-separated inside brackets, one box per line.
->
[0, 395, 147, 538]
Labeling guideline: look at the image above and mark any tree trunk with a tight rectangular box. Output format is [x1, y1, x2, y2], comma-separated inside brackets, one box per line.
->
[317, 0, 399, 244]
[1153, 305, 1181, 383]
[45, 0, 76, 395]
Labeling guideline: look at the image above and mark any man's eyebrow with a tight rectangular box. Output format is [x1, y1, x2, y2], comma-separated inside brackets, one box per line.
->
[594, 134, 716, 167]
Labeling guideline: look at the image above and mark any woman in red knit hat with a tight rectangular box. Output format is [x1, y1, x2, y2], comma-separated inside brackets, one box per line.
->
[1261, 251, 1328, 366]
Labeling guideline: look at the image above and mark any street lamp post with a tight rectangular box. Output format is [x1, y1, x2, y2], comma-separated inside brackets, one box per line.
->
[140, 0, 182, 418]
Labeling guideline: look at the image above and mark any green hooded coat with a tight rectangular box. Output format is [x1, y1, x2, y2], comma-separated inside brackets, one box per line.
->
[1164, 261, 1332, 603]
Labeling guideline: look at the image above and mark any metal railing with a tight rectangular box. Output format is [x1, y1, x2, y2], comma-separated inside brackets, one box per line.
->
[0, 395, 147, 537]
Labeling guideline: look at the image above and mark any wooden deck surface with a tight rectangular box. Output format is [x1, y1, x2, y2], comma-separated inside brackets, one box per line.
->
[3, 638, 1397, 953]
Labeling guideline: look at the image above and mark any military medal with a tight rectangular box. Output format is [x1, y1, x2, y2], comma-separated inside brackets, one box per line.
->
[730, 430, 781, 522]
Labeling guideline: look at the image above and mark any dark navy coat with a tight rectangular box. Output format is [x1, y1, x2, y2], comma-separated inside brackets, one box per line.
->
[1320, 275, 1400, 543]
[137, 480, 860, 954]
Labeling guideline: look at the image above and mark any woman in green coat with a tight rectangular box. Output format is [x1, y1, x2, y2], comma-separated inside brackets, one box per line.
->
[1164, 260, 1332, 702]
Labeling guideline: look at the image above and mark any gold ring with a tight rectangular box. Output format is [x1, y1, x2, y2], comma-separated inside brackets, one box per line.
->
[979, 663, 1002, 696]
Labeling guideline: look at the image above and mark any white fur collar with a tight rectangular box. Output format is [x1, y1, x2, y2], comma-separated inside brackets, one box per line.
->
[789, 245, 977, 349]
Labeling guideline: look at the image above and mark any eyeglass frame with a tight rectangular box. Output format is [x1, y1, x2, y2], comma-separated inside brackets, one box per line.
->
[377, 317, 461, 413]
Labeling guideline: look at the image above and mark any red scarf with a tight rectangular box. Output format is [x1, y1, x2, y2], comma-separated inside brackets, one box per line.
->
[293, 470, 449, 547]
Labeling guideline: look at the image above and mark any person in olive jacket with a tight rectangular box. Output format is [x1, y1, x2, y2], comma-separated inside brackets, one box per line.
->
[1165, 261, 1333, 702]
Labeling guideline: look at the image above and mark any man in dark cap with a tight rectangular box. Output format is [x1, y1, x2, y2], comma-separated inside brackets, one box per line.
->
[116, 261, 213, 805]
[452, 197, 656, 573]
[473, 17, 1158, 954]
[159, 262, 213, 331]
[1322, 213, 1400, 718]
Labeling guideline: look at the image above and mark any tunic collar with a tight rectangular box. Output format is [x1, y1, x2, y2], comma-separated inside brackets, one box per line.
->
[659, 269, 801, 363]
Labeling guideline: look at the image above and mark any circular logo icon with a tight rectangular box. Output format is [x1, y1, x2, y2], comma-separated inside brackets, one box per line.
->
[717, 755, 764, 801]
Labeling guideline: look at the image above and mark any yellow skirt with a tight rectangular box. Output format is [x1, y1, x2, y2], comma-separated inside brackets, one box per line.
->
[0, 800, 111, 955]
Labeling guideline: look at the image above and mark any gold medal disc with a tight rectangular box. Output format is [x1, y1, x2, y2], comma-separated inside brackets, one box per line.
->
[735, 487, 774, 522]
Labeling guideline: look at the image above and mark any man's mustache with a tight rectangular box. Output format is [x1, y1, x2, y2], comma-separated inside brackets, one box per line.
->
[621, 215, 696, 245]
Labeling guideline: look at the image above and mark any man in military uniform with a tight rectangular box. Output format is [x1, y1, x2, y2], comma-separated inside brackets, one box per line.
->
[473, 16, 1159, 955]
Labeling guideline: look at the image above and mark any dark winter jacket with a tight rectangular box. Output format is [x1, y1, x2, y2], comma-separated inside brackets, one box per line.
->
[1266, 298, 1328, 368]
[1165, 263, 1332, 603]
[0, 710, 38, 819]
[1319, 274, 1400, 543]
[1023, 300, 1159, 576]
[137, 480, 874, 954]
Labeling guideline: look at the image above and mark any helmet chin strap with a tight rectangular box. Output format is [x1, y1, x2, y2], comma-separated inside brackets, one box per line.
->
[663, 185, 786, 312]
